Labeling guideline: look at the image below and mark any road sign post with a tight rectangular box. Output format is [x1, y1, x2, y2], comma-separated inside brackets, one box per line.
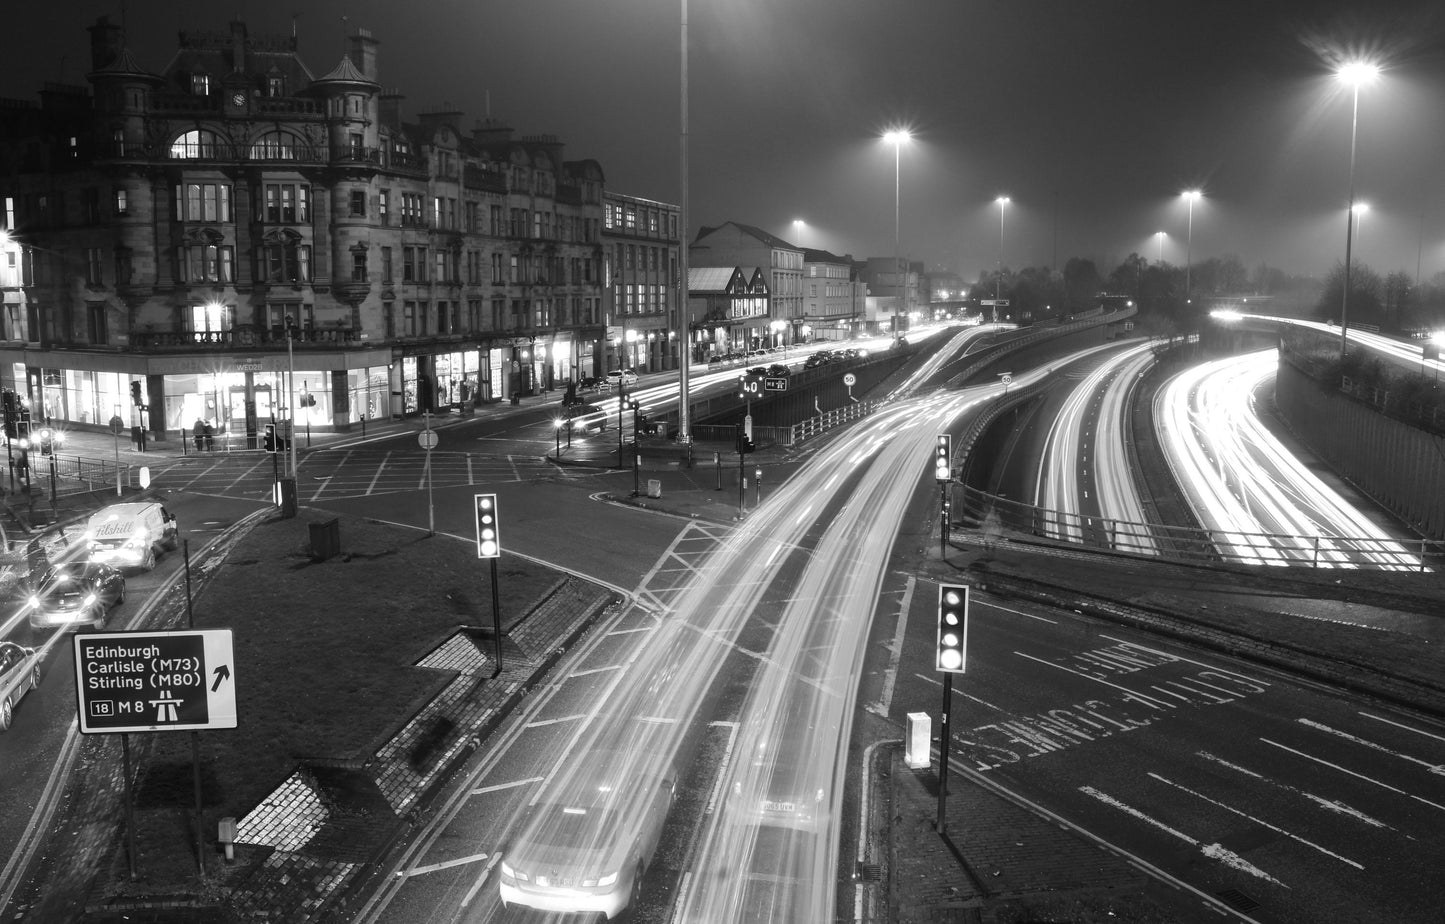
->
[420, 412, 438, 536]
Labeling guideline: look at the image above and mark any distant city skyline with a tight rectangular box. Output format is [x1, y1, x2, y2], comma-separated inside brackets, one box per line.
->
[4, 0, 1445, 281]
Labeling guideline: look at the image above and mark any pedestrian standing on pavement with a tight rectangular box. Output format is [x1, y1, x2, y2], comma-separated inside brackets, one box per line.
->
[193, 418, 205, 451]
[203, 420, 215, 451]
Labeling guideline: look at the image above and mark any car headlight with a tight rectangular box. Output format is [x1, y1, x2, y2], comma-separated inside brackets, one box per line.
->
[85, 594, 98, 607]
[597, 871, 619, 887]
[25, 595, 39, 610]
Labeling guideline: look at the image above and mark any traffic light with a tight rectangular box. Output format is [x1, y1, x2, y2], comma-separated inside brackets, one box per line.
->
[130, 381, 142, 406]
[1, 391, 14, 439]
[262, 423, 277, 453]
[934, 433, 952, 483]
[936, 583, 969, 673]
[475, 493, 500, 558]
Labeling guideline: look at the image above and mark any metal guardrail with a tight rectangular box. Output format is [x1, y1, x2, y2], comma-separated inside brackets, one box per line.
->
[25, 452, 137, 495]
[788, 400, 876, 444]
[953, 484, 1442, 572]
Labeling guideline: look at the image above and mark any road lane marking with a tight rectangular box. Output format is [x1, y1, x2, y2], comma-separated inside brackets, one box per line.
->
[461, 852, 503, 909]
[867, 575, 914, 717]
[1147, 772, 1363, 869]
[1359, 711, 1445, 744]
[1260, 738, 1445, 812]
[1098, 634, 1271, 689]
[703, 720, 740, 817]
[570, 665, 623, 677]
[1078, 785, 1286, 887]
[365, 451, 390, 494]
[524, 714, 587, 728]
[1298, 718, 1445, 775]
[977, 599, 1057, 624]
[1196, 751, 1397, 833]
[406, 852, 490, 877]
[471, 776, 545, 796]
[1014, 650, 1173, 712]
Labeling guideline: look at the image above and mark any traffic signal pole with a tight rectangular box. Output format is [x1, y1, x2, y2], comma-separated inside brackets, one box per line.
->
[937, 673, 952, 834]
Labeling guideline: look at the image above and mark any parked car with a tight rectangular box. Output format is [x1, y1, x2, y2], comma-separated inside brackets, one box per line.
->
[766, 363, 790, 378]
[747, 366, 770, 378]
[604, 368, 638, 389]
[23, 560, 126, 630]
[0, 641, 41, 731]
[84, 502, 178, 572]
[500, 752, 677, 919]
[804, 351, 834, 369]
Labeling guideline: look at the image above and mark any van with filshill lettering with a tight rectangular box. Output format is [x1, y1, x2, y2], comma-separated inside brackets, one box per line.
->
[84, 502, 179, 572]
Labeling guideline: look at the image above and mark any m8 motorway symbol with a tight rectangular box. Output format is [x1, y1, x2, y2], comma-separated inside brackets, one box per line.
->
[73, 630, 237, 734]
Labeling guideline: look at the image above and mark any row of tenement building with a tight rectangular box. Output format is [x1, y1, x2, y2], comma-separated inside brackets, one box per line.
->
[0, 17, 929, 442]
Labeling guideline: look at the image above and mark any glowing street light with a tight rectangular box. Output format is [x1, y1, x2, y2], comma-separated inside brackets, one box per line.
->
[883, 129, 912, 333]
[1156, 230, 1166, 264]
[1182, 190, 1202, 301]
[1337, 60, 1379, 358]
[1351, 202, 1370, 260]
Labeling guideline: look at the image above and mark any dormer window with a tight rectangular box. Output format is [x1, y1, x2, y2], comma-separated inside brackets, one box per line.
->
[266, 75, 285, 97]
[191, 74, 210, 96]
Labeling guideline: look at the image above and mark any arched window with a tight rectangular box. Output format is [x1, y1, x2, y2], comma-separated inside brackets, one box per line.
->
[169, 130, 218, 159]
[251, 130, 300, 161]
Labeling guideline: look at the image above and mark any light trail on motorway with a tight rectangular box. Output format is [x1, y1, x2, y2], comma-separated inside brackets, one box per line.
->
[1033, 340, 1159, 551]
[484, 327, 1037, 924]
[1224, 313, 1445, 379]
[1155, 349, 1421, 569]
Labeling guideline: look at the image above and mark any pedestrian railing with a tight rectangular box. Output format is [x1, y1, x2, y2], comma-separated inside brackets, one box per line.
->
[788, 400, 877, 445]
[953, 483, 1443, 573]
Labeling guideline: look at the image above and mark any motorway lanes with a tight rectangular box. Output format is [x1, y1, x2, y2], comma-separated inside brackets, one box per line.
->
[1033, 340, 1158, 550]
[900, 589, 1445, 923]
[357, 328, 1003, 924]
[1156, 350, 1420, 568]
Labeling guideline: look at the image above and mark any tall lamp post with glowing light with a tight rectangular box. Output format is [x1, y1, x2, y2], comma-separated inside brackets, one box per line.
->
[1337, 61, 1378, 359]
[883, 130, 911, 334]
[1156, 231, 1165, 265]
[1182, 190, 1202, 302]
[995, 196, 1010, 322]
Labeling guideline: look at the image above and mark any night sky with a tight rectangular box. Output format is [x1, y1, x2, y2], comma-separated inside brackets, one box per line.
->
[5, 0, 1445, 282]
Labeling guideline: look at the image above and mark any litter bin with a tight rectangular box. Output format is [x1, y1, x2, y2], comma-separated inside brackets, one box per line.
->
[309, 517, 340, 561]
[647, 479, 662, 499]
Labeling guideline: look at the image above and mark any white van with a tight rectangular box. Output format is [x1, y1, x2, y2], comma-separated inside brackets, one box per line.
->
[85, 502, 179, 571]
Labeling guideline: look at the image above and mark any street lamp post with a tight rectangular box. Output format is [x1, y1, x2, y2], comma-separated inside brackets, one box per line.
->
[883, 130, 911, 335]
[1156, 231, 1165, 265]
[676, 0, 692, 446]
[1182, 190, 1202, 302]
[1338, 61, 1378, 358]
[995, 196, 1010, 323]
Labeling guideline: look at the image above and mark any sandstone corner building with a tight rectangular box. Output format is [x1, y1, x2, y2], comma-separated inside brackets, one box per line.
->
[0, 17, 686, 446]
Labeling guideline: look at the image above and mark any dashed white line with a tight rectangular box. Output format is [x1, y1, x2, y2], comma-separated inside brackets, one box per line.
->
[1079, 785, 1286, 887]
[1261, 738, 1445, 812]
[1147, 772, 1362, 869]
[1299, 718, 1445, 775]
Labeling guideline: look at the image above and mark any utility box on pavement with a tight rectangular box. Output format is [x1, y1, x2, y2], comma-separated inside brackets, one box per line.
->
[276, 477, 297, 518]
[905, 712, 931, 769]
[309, 518, 340, 561]
[647, 479, 662, 499]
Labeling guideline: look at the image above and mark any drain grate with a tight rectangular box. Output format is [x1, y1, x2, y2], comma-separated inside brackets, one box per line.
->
[856, 862, 883, 882]
[1216, 888, 1260, 912]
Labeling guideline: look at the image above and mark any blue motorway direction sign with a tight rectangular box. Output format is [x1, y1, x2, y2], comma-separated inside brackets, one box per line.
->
[73, 630, 238, 734]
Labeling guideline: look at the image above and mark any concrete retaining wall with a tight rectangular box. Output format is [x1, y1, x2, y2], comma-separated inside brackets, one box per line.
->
[1276, 360, 1445, 540]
